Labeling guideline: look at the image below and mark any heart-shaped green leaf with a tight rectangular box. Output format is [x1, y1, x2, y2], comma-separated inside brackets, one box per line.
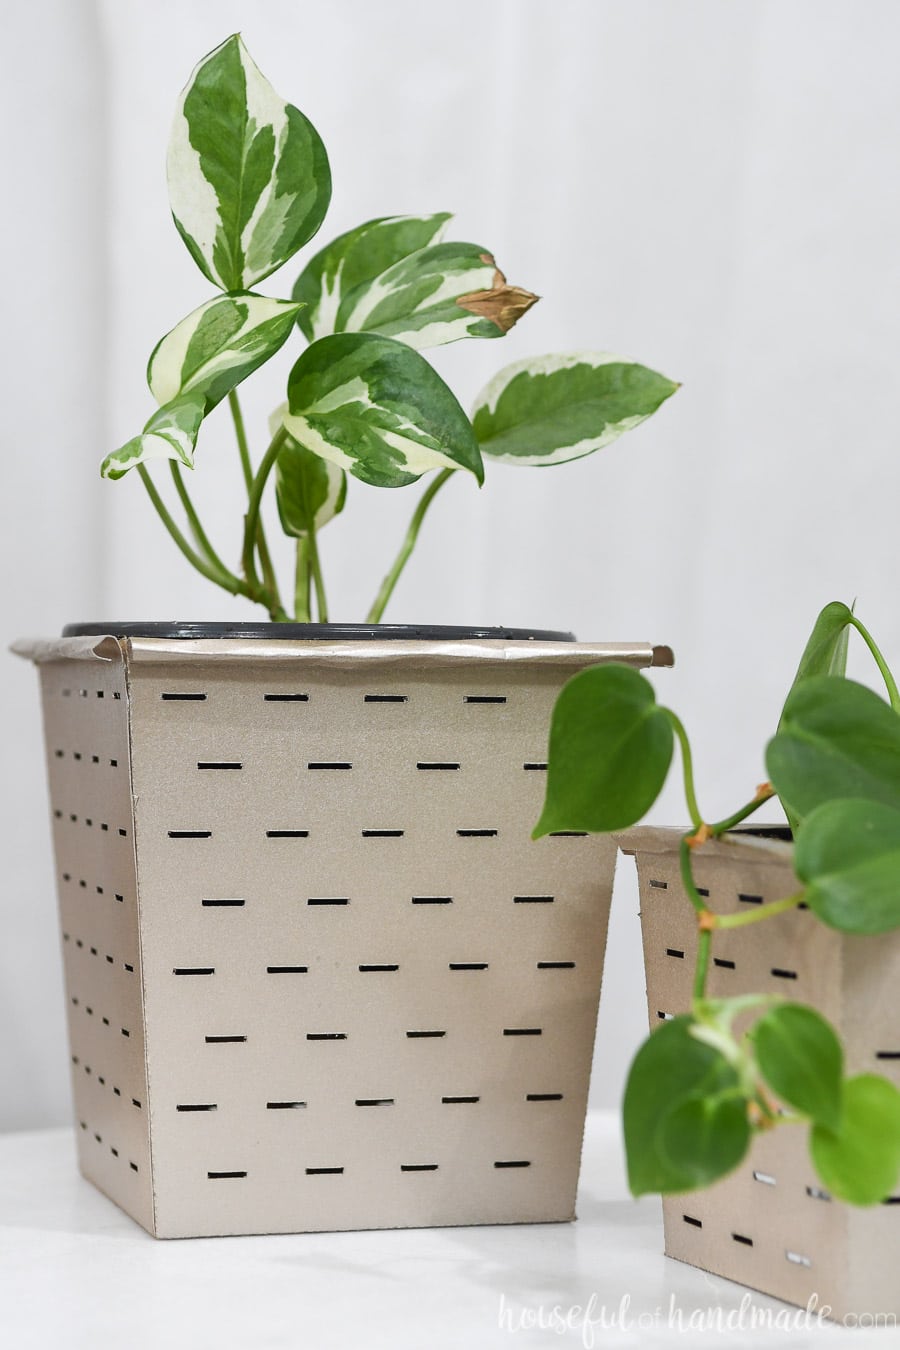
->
[533, 664, 673, 837]
[766, 676, 900, 825]
[101, 393, 205, 480]
[336, 242, 537, 350]
[472, 353, 679, 467]
[284, 332, 483, 488]
[794, 798, 900, 934]
[781, 602, 853, 711]
[269, 406, 347, 537]
[753, 1003, 843, 1130]
[810, 1074, 900, 1205]
[168, 35, 331, 291]
[657, 1093, 751, 1189]
[148, 294, 302, 412]
[623, 1016, 742, 1195]
[293, 214, 452, 343]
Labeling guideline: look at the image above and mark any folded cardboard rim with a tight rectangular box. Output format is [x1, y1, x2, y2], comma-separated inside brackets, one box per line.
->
[61, 621, 576, 642]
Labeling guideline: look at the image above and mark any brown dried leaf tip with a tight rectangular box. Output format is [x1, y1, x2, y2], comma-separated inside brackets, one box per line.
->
[456, 254, 539, 333]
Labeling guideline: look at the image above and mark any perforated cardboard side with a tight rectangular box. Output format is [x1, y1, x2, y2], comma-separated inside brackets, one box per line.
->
[619, 826, 900, 1321]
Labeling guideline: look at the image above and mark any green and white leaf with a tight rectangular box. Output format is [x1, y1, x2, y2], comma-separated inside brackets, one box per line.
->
[472, 353, 680, 466]
[284, 332, 483, 489]
[148, 294, 302, 412]
[293, 214, 451, 343]
[101, 393, 205, 480]
[269, 404, 347, 537]
[168, 34, 331, 291]
[335, 242, 537, 350]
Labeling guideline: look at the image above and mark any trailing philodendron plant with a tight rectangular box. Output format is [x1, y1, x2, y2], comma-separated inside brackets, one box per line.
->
[103, 35, 678, 622]
[535, 601, 900, 1206]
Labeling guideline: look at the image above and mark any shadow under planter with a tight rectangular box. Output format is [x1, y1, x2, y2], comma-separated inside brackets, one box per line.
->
[618, 825, 900, 1324]
[16, 624, 670, 1239]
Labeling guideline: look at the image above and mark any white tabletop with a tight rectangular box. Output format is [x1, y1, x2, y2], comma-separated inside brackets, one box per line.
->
[0, 1112, 887, 1349]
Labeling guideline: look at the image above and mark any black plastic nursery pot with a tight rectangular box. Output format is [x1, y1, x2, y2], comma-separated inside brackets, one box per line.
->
[17, 622, 670, 1238]
[618, 825, 900, 1323]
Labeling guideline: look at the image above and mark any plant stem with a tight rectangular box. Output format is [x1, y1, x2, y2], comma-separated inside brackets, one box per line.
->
[366, 468, 455, 623]
[694, 928, 712, 1001]
[666, 711, 703, 831]
[714, 891, 806, 929]
[242, 429, 291, 621]
[710, 788, 775, 838]
[849, 615, 900, 712]
[169, 463, 235, 580]
[294, 539, 311, 622]
[229, 389, 255, 492]
[678, 834, 709, 916]
[138, 465, 244, 597]
[307, 526, 328, 622]
[229, 390, 284, 616]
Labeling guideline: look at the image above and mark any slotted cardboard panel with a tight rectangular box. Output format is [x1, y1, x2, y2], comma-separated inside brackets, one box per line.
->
[619, 826, 900, 1322]
[26, 635, 664, 1238]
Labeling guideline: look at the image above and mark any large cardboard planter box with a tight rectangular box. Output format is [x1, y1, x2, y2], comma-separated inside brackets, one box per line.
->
[619, 826, 900, 1323]
[19, 627, 668, 1239]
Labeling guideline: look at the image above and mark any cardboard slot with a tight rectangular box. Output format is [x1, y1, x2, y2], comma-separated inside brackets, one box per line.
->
[267, 1102, 307, 1110]
[411, 897, 452, 906]
[494, 1160, 531, 1169]
[364, 694, 407, 703]
[525, 1093, 563, 1102]
[306, 1168, 343, 1175]
[732, 1233, 754, 1247]
[771, 968, 798, 980]
[266, 830, 309, 838]
[208, 1171, 247, 1179]
[264, 693, 308, 701]
[361, 830, 404, 838]
[406, 1030, 445, 1039]
[266, 966, 308, 974]
[161, 693, 206, 701]
[456, 829, 497, 838]
[513, 896, 554, 904]
[358, 964, 399, 973]
[442, 1096, 479, 1104]
[537, 961, 575, 970]
[355, 1099, 394, 1107]
[449, 962, 488, 971]
[683, 1215, 702, 1228]
[523, 762, 547, 771]
[177, 1104, 217, 1113]
[205, 1036, 246, 1044]
[401, 1164, 438, 1171]
[417, 762, 460, 771]
[464, 696, 507, 704]
[503, 1028, 542, 1036]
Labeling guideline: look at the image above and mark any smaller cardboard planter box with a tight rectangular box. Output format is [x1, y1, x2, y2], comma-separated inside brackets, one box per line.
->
[618, 826, 900, 1323]
[18, 624, 670, 1239]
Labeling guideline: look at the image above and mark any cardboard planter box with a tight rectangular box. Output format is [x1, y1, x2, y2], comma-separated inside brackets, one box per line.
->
[18, 625, 669, 1239]
[618, 825, 900, 1323]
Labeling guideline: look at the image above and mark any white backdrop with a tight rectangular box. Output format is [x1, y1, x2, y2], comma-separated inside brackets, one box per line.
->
[4, 0, 900, 1132]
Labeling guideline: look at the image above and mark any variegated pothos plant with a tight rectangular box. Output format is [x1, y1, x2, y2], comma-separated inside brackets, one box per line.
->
[104, 35, 679, 622]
